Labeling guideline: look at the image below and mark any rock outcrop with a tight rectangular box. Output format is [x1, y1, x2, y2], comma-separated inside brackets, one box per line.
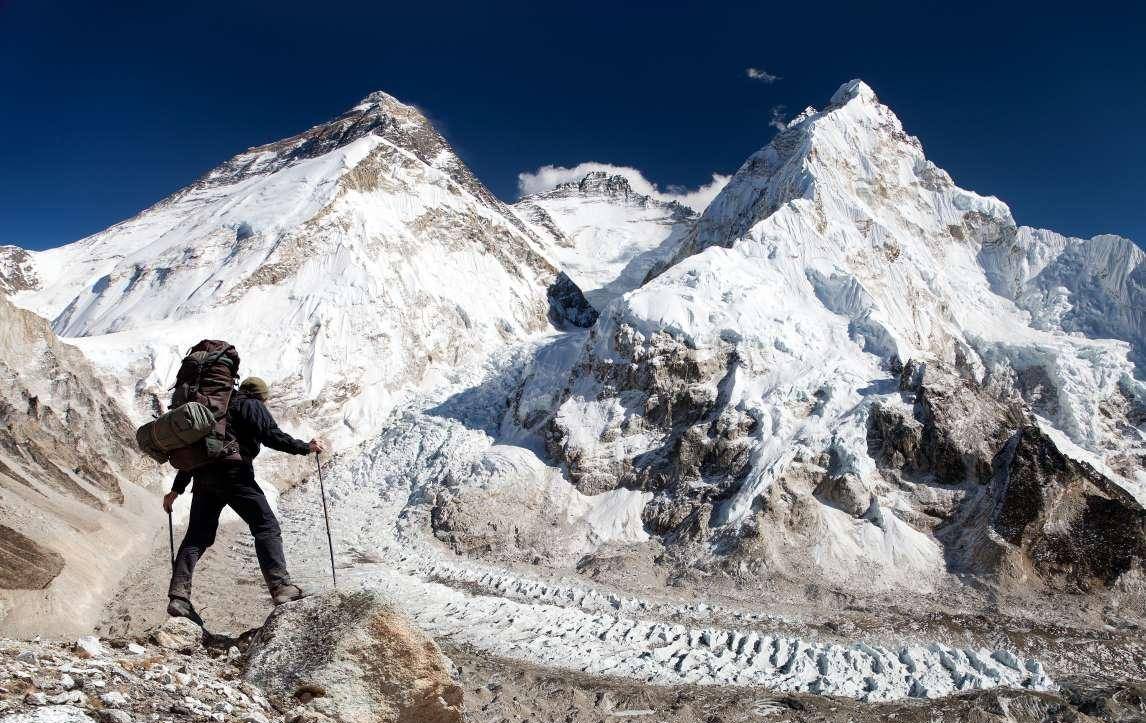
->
[244, 590, 464, 723]
[987, 424, 1146, 591]
[1, 590, 464, 723]
[867, 361, 1146, 593]
[0, 297, 156, 636]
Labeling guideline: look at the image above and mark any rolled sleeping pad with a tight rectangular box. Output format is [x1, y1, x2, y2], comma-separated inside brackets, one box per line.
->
[136, 401, 216, 463]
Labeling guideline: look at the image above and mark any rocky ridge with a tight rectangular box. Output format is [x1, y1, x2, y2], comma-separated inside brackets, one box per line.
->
[0, 296, 157, 637]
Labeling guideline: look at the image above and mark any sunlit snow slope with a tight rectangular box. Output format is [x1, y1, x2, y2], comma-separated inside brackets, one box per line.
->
[9, 92, 571, 447]
[513, 171, 697, 307]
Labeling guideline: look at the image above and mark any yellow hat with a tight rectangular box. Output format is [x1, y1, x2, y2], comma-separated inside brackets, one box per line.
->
[239, 376, 270, 399]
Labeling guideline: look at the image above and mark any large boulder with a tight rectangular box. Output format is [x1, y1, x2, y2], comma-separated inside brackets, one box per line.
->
[987, 425, 1146, 591]
[152, 616, 203, 652]
[243, 589, 464, 723]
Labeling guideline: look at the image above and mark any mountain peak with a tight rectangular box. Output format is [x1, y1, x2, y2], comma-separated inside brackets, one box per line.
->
[196, 88, 453, 191]
[567, 171, 634, 196]
[655, 78, 1003, 273]
[345, 90, 429, 128]
[352, 89, 407, 109]
[829, 78, 878, 107]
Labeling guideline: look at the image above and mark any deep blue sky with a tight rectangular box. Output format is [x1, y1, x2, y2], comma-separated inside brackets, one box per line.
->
[2, 1, 1143, 250]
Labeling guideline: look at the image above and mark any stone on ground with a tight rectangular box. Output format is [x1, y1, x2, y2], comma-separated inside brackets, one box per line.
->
[151, 616, 202, 652]
[1, 705, 95, 722]
[72, 637, 102, 659]
[244, 589, 464, 723]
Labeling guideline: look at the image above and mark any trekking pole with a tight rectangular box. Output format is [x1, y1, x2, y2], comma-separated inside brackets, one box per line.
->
[167, 509, 175, 569]
[315, 453, 337, 588]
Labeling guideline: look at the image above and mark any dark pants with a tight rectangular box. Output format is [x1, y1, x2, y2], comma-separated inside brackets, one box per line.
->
[168, 461, 291, 601]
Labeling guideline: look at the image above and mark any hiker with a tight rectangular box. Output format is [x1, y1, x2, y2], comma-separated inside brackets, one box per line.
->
[161, 376, 325, 625]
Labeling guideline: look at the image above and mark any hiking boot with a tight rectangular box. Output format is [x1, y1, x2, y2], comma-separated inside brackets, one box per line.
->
[166, 596, 204, 627]
[271, 584, 304, 606]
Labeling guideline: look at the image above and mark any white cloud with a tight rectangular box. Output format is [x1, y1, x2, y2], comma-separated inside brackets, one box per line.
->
[746, 68, 781, 83]
[516, 162, 730, 212]
[769, 105, 789, 131]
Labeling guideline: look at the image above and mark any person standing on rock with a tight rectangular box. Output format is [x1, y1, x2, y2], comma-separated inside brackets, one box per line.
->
[162, 376, 325, 626]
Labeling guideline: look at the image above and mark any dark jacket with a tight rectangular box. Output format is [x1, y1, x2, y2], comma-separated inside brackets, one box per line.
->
[171, 392, 309, 493]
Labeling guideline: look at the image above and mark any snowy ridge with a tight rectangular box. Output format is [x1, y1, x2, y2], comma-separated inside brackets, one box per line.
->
[514, 171, 697, 308]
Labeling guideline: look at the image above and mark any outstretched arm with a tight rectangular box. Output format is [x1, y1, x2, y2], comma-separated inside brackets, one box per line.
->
[246, 399, 314, 455]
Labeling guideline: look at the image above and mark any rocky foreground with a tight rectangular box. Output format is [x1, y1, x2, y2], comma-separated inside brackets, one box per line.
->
[0, 590, 462, 723]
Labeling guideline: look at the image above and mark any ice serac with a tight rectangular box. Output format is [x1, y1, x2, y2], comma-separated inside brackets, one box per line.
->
[546, 79, 1146, 593]
[0, 297, 157, 635]
[980, 227, 1146, 367]
[9, 90, 568, 451]
[513, 171, 697, 308]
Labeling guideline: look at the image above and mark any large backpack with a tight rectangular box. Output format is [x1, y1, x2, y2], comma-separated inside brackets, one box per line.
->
[136, 340, 242, 470]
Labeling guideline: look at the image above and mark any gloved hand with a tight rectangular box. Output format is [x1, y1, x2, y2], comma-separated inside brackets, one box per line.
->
[308, 439, 326, 454]
[162, 490, 179, 513]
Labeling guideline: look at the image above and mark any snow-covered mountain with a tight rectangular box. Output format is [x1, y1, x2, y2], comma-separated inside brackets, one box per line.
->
[543, 80, 1145, 594]
[7, 92, 589, 449]
[513, 171, 697, 307]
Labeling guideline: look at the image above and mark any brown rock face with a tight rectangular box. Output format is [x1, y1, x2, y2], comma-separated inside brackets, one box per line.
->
[244, 590, 464, 723]
[0, 525, 64, 589]
[865, 359, 1146, 591]
[990, 425, 1146, 591]
[868, 360, 1025, 486]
